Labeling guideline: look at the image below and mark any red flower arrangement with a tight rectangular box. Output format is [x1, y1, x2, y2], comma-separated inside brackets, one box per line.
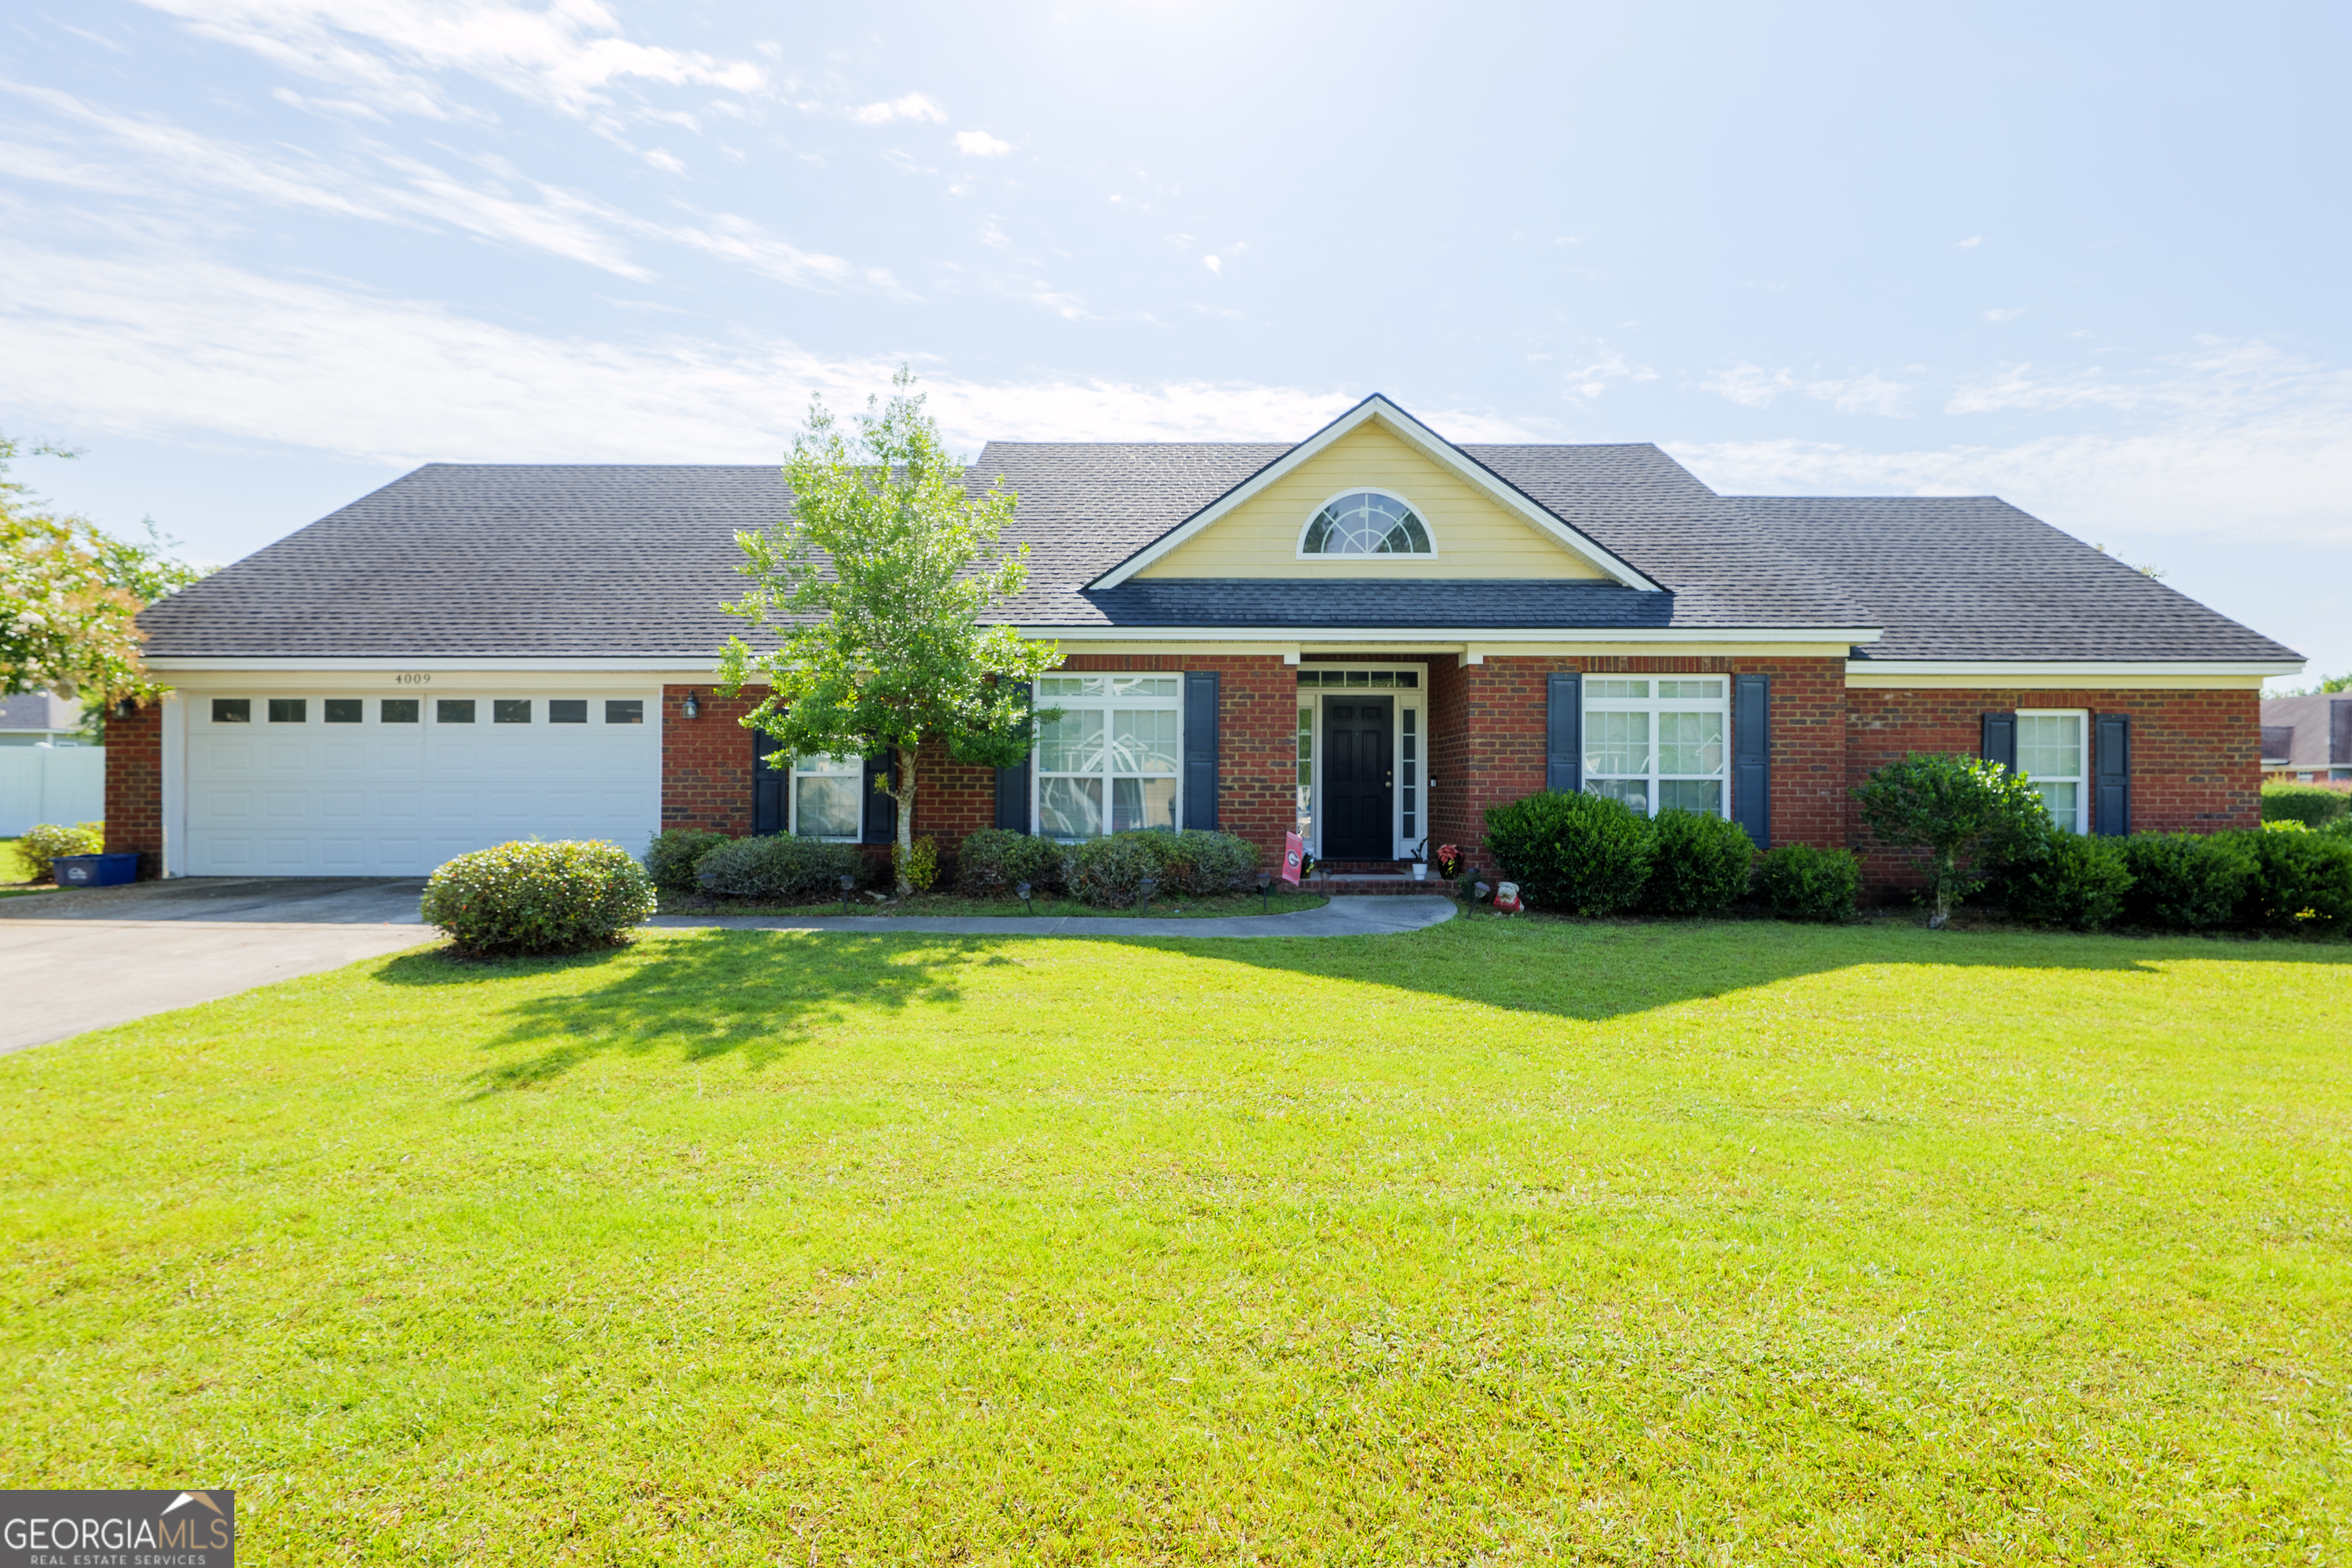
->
[1433, 843, 1464, 879]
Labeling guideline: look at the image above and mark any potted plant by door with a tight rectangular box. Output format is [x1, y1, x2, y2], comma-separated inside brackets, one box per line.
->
[1409, 837, 1429, 880]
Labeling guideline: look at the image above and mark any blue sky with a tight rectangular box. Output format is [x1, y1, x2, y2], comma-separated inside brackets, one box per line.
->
[3, 0, 2344, 681]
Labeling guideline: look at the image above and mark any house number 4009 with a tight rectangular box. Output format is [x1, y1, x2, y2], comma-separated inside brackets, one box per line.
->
[394, 672, 433, 685]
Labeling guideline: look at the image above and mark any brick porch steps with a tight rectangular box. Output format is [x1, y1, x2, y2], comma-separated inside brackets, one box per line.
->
[1309, 872, 1455, 897]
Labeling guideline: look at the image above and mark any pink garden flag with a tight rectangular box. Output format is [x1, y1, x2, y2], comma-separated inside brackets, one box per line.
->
[1280, 832, 1305, 886]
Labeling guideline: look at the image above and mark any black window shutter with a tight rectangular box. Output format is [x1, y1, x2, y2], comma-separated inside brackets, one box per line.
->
[995, 683, 1034, 832]
[2094, 713, 2132, 837]
[1545, 672, 1582, 793]
[862, 751, 897, 843]
[1183, 671, 1220, 829]
[1981, 710, 2017, 773]
[752, 727, 786, 836]
[1733, 674, 1772, 849]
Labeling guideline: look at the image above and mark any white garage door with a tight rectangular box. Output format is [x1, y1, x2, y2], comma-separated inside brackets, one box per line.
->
[185, 691, 662, 877]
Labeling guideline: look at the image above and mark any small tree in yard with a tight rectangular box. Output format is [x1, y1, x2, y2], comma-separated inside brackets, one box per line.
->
[1854, 752, 2048, 929]
[2, 435, 204, 704]
[717, 370, 1062, 895]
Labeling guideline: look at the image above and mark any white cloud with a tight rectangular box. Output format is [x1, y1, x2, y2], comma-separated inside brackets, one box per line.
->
[1956, 236, 1981, 248]
[132, 0, 766, 120]
[952, 129, 1011, 157]
[0, 239, 1551, 469]
[850, 92, 946, 125]
[1565, 349, 1657, 400]
[641, 148, 684, 175]
[1201, 254, 1221, 275]
[1982, 306, 2026, 322]
[1700, 361, 1912, 417]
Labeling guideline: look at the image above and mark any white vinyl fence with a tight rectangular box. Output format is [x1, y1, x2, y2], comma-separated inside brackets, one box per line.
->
[0, 747, 105, 836]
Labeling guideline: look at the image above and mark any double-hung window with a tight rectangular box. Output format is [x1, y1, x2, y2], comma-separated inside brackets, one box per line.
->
[1035, 675, 1181, 840]
[2016, 710, 2088, 832]
[1583, 678, 1728, 817]
[791, 754, 863, 840]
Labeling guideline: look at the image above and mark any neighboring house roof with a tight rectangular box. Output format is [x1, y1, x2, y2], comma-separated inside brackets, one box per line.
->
[0, 692, 81, 731]
[1740, 496, 2301, 662]
[2259, 695, 2352, 768]
[137, 434, 2298, 665]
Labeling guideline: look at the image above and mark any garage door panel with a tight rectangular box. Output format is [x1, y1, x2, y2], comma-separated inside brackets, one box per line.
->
[187, 691, 660, 877]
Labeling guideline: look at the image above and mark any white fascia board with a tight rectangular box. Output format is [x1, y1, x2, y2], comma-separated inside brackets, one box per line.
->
[145, 655, 721, 674]
[1083, 394, 1664, 593]
[1031, 624, 1882, 644]
[1846, 658, 2304, 678]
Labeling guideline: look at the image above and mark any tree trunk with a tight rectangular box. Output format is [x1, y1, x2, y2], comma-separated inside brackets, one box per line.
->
[1929, 848, 1954, 929]
[891, 742, 919, 897]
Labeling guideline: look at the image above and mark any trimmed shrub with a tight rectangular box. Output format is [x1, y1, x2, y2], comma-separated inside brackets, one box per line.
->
[1152, 828, 1261, 896]
[1638, 810, 1755, 917]
[695, 833, 864, 900]
[1993, 823, 2133, 931]
[1484, 790, 1653, 916]
[420, 839, 657, 956]
[1751, 844, 1860, 923]
[18, 821, 104, 883]
[1068, 831, 1165, 907]
[2237, 826, 2352, 928]
[893, 835, 940, 893]
[1853, 752, 2047, 928]
[2118, 832, 2256, 931]
[645, 828, 732, 893]
[956, 828, 1068, 896]
[2262, 782, 2350, 828]
[2320, 814, 2352, 844]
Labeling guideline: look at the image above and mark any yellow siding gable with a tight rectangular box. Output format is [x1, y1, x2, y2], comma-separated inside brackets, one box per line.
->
[1135, 418, 1609, 580]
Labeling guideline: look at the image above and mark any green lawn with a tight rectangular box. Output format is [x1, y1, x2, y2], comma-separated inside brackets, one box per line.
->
[4, 920, 2348, 1563]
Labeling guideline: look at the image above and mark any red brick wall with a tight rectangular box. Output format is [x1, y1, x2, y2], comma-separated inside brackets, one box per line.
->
[103, 699, 164, 879]
[1425, 654, 1850, 861]
[661, 684, 765, 835]
[1845, 685, 2262, 891]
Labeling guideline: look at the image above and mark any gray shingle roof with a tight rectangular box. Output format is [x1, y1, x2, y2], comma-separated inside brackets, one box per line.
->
[138, 447, 2296, 663]
[2260, 695, 2352, 767]
[1739, 495, 2301, 662]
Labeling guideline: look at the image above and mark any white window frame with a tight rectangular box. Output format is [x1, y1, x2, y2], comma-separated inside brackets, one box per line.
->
[789, 753, 864, 842]
[1029, 675, 1186, 841]
[1294, 664, 1427, 858]
[1581, 677, 1730, 819]
[1294, 488, 1439, 560]
[2016, 708, 2089, 834]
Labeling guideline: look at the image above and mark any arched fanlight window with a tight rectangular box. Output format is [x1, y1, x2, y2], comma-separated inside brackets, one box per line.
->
[1299, 491, 1432, 557]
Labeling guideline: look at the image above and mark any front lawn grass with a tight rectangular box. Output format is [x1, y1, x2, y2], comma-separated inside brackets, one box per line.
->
[4, 920, 2348, 1563]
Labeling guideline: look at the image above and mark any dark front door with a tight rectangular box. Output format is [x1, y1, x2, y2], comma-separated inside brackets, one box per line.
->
[1322, 695, 1393, 860]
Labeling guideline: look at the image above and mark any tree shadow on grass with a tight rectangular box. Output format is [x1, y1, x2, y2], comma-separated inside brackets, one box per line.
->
[373, 929, 1001, 1093]
[1116, 913, 2352, 1025]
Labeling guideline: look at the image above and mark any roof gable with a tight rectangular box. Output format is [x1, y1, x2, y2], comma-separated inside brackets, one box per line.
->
[1086, 396, 1661, 591]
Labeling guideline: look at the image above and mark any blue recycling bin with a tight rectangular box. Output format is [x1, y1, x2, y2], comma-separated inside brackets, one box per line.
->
[51, 853, 141, 887]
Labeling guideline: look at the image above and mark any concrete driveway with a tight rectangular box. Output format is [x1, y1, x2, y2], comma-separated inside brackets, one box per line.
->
[0, 877, 432, 1054]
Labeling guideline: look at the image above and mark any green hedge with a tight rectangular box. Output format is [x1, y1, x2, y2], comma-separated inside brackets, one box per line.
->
[1067, 833, 1165, 907]
[1638, 810, 1755, 917]
[956, 828, 1070, 896]
[2241, 825, 2352, 928]
[2261, 782, 2350, 828]
[420, 840, 657, 956]
[2118, 832, 2256, 931]
[1994, 822, 2134, 931]
[1484, 791, 1653, 916]
[645, 828, 733, 893]
[1751, 844, 1860, 923]
[695, 835, 865, 900]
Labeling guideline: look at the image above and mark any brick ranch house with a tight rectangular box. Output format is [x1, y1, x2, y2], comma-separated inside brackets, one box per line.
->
[112, 396, 2302, 893]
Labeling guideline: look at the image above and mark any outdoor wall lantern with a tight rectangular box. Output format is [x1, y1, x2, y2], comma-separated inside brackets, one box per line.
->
[838, 873, 854, 914]
[1016, 880, 1033, 916]
[1135, 876, 1156, 911]
[681, 691, 701, 720]
[116, 696, 138, 720]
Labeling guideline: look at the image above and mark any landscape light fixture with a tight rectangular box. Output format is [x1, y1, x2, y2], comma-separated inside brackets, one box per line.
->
[1473, 880, 1491, 906]
[1257, 874, 1271, 913]
[681, 691, 701, 720]
[1135, 876, 1156, 911]
[1017, 880, 1033, 916]
[838, 873, 854, 914]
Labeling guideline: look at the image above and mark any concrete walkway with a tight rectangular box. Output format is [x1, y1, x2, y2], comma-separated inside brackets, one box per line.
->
[650, 894, 1459, 940]
[0, 877, 430, 1055]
